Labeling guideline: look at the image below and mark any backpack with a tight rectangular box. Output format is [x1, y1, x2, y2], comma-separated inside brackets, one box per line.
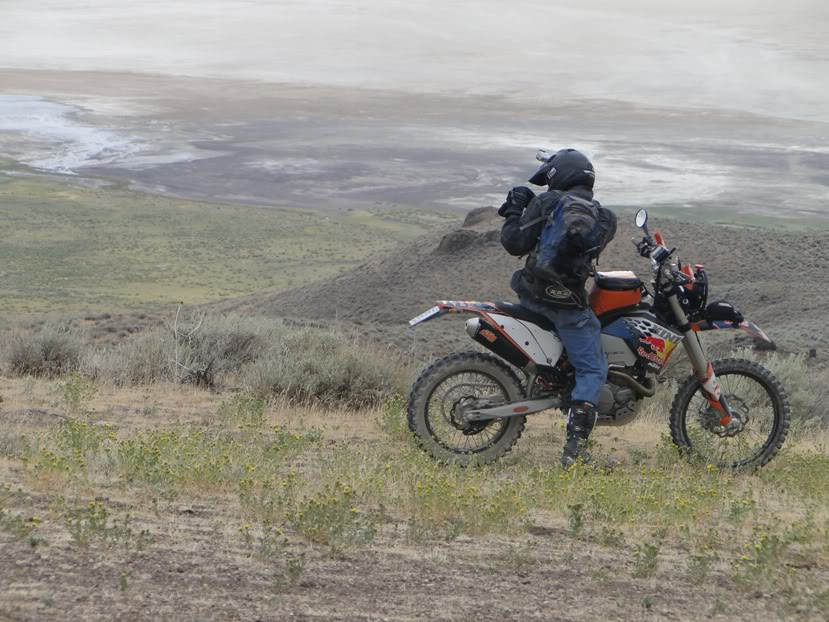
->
[527, 193, 617, 282]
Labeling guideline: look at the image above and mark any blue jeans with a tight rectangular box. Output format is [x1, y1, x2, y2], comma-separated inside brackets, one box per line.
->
[520, 298, 607, 406]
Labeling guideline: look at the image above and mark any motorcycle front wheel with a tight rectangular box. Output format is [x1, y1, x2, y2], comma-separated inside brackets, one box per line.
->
[407, 351, 526, 466]
[669, 358, 790, 470]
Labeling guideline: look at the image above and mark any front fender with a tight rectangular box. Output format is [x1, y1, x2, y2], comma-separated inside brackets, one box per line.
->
[693, 319, 773, 343]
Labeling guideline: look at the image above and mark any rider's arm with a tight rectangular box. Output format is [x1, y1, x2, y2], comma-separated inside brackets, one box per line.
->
[500, 196, 543, 256]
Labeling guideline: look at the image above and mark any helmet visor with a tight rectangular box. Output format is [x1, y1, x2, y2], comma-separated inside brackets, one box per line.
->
[529, 162, 555, 186]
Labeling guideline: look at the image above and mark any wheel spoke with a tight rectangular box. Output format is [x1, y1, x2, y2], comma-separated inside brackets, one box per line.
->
[679, 366, 782, 468]
[425, 370, 510, 454]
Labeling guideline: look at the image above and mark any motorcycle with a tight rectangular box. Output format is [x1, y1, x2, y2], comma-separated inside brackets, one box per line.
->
[406, 208, 790, 469]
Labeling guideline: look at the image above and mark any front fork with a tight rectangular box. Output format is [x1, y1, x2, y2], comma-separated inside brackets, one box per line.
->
[668, 295, 735, 426]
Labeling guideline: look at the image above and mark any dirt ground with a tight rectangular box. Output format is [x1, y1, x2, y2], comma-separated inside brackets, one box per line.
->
[0, 379, 825, 622]
[0, 520, 780, 622]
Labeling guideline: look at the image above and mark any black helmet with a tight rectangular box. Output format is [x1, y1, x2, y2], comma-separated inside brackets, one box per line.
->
[529, 148, 595, 191]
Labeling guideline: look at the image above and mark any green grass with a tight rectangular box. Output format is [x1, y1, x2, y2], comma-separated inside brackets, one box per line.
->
[0, 175, 455, 314]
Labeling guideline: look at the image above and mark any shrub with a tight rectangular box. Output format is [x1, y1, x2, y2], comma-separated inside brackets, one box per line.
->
[734, 348, 829, 428]
[218, 394, 266, 428]
[23, 417, 114, 475]
[63, 502, 150, 551]
[82, 332, 168, 386]
[289, 482, 380, 552]
[62, 373, 98, 415]
[81, 313, 267, 388]
[3, 325, 82, 378]
[81, 313, 272, 387]
[82, 311, 409, 407]
[18, 310, 409, 408]
[174, 314, 266, 387]
[241, 325, 409, 408]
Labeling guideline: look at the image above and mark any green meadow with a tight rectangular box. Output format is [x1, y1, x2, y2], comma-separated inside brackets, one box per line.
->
[0, 174, 454, 315]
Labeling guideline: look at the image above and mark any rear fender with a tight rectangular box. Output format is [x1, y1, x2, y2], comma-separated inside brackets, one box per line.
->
[408, 301, 531, 370]
[408, 301, 498, 326]
[409, 301, 563, 370]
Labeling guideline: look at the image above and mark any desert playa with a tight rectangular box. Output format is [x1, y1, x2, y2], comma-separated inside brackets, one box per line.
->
[1, 0, 828, 217]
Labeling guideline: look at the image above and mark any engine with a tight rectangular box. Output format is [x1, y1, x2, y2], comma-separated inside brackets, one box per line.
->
[595, 380, 641, 426]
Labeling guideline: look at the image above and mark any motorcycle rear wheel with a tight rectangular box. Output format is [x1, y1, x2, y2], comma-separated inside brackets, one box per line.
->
[670, 358, 790, 470]
[407, 351, 526, 466]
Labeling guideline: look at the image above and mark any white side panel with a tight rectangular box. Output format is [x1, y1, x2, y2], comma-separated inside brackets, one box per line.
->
[489, 314, 563, 366]
[523, 321, 565, 365]
[601, 334, 638, 367]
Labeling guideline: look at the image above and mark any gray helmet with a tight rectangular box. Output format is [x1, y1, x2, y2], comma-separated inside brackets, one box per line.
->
[529, 148, 595, 191]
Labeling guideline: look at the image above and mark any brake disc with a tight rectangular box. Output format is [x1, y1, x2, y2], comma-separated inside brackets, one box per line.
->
[449, 396, 495, 435]
[698, 395, 748, 438]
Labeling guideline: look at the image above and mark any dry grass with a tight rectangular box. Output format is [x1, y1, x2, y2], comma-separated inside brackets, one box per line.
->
[0, 374, 827, 620]
[1, 313, 412, 409]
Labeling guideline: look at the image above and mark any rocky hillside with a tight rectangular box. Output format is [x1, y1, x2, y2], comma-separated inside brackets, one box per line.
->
[221, 207, 829, 361]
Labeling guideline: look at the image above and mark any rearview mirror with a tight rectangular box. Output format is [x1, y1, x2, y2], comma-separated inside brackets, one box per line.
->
[635, 209, 648, 229]
[536, 149, 551, 163]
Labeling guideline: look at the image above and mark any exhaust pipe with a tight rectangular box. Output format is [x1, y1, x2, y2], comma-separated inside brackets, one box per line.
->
[608, 370, 657, 397]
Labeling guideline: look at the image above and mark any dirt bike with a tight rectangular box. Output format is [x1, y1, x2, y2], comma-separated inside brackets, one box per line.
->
[406, 209, 790, 469]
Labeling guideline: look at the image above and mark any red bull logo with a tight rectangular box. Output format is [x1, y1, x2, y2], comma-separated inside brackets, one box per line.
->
[623, 318, 683, 369]
[637, 335, 679, 367]
[642, 336, 667, 353]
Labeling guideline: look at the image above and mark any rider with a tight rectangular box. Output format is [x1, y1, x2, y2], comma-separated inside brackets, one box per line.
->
[498, 148, 615, 468]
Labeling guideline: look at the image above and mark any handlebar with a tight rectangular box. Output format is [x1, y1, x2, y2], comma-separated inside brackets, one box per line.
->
[632, 220, 699, 301]
[633, 235, 684, 293]
[633, 237, 673, 263]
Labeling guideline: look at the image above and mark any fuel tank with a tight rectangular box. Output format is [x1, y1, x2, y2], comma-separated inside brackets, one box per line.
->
[589, 271, 642, 316]
[601, 311, 684, 373]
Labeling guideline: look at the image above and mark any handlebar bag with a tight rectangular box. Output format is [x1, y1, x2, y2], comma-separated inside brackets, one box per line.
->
[704, 300, 744, 323]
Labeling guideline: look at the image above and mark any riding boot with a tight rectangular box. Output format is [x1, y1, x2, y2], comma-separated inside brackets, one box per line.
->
[561, 402, 597, 468]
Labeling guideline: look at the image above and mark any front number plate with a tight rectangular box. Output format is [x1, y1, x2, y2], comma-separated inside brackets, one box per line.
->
[409, 306, 441, 326]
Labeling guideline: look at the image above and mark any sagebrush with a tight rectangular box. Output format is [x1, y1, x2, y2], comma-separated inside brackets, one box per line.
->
[2, 325, 82, 378]
[10, 312, 413, 407]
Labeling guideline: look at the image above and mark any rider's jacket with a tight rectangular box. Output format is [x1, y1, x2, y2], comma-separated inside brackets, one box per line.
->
[500, 185, 598, 310]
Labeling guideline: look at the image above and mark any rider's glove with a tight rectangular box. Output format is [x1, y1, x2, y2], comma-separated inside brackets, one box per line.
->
[508, 186, 535, 210]
[498, 186, 535, 218]
[636, 238, 653, 258]
[497, 201, 513, 217]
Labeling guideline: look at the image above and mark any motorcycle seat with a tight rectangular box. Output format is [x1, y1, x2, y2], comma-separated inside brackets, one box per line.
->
[494, 302, 557, 333]
[595, 271, 642, 291]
